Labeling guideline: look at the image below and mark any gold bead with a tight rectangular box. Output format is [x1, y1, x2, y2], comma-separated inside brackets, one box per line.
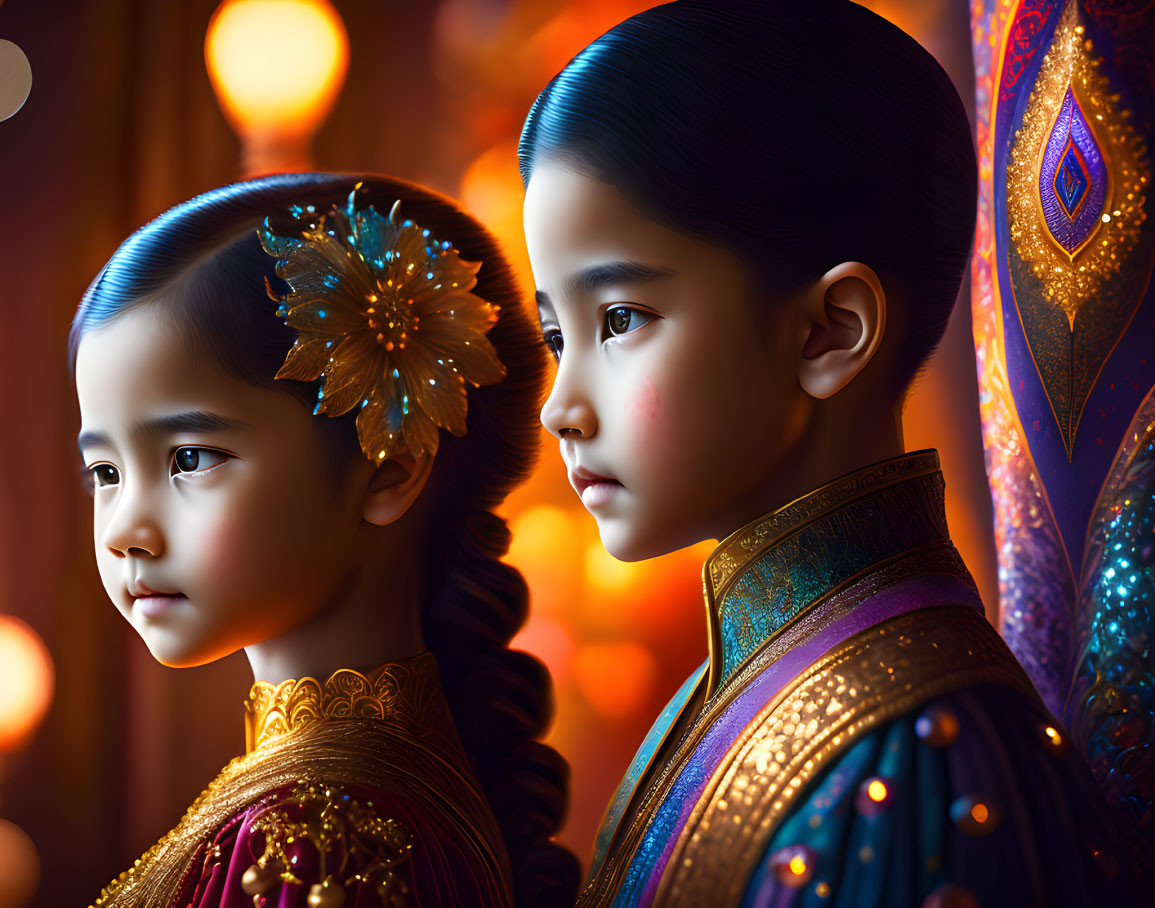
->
[307, 877, 347, 908]
[241, 862, 279, 896]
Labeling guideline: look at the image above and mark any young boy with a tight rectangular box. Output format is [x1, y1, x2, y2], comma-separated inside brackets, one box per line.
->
[519, 1, 1137, 904]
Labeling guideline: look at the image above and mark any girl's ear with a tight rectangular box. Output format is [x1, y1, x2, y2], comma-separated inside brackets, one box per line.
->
[361, 451, 435, 526]
[797, 261, 886, 400]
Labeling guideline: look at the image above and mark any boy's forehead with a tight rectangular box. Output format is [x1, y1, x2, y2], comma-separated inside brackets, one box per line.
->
[526, 165, 678, 262]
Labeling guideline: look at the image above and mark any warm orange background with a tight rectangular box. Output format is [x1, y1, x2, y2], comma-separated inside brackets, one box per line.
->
[0, 1, 991, 904]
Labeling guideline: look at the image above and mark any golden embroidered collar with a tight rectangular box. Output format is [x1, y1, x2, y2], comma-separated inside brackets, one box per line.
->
[243, 650, 440, 753]
[702, 450, 952, 693]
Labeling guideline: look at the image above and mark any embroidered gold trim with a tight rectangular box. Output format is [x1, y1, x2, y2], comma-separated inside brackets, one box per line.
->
[244, 654, 439, 753]
[655, 606, 1034, 904]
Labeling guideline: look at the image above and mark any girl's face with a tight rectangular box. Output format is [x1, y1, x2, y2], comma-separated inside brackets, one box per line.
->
[524, 164, 811, 562]
[75, 306, 371, 667]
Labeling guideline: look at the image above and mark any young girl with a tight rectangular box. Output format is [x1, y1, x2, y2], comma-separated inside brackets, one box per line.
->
[72, 172, 578, 906]
[518, 1, 1137, 905]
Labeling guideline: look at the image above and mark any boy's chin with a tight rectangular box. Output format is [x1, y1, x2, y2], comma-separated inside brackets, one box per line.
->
[597, 521, 675, 564]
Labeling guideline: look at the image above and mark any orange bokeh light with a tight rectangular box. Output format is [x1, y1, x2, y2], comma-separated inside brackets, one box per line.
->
[205, 0, 349, 137]
[574, 641, 657, 721]
[511, 615, 576, 684]
[867, 779, 889, 802]
[0, 615, 53, 752]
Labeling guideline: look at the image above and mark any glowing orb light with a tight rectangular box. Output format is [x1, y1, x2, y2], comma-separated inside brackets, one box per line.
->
[0, 818, 39, 908]
[0, 615, 53, 753]
[205, 0, 348, 171]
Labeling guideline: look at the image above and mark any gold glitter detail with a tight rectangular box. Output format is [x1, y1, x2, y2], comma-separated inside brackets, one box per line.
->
[1006, 0, 1148, 331]
[655, 607, 1035, 904]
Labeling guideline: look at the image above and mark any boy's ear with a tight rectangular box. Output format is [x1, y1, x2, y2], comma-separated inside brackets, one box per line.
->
[797, 261, 886, 400]
[362, 450, 435, 526]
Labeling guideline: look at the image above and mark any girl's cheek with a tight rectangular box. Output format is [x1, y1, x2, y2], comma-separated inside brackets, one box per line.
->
[196, 512, 252, 586]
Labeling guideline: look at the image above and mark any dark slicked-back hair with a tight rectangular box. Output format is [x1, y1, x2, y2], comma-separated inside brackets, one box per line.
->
[519, 0, 977, 396]
[71, 172, 579, 906]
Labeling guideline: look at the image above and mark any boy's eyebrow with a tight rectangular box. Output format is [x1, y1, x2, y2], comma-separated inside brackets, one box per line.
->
[535, 261, 672, 308]
[78, 410, 248, 452]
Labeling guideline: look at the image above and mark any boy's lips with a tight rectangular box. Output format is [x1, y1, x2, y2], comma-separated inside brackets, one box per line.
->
[128, 580, 182, 598]
[569, 466, 623, 508]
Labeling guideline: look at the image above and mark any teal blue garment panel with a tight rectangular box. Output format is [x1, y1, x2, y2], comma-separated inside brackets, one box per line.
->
[718, 476, 949, 684]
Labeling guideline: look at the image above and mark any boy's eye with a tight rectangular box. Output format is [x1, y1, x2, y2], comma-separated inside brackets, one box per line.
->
[172, 447, 230, 475]
[89, 464, 120, 488]
[542, 329, 564, 362]
[605, 306, 654, 338]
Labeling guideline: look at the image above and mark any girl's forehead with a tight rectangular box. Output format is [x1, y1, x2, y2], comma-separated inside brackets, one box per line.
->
[75, 309, 259, 428]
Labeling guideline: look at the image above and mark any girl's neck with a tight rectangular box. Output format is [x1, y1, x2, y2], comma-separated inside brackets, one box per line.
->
[244, 549, 426, 684]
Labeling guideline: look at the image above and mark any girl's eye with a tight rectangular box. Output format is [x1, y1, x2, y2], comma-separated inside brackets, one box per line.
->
[542, 329, 564, 362]
[89, 464, 120, 488]
[605, 306, 654, 338]
[172, 447, 230, 475]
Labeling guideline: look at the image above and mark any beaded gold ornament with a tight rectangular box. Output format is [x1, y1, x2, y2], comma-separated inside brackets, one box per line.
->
[259, 183, 507, 463]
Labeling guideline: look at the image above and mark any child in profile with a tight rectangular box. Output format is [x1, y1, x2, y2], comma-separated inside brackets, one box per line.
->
[519, 1, 1137, 904]
[73, 173, 578, 907]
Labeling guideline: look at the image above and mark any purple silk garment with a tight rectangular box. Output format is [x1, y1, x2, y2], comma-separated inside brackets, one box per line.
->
[183, 782, 501, 907]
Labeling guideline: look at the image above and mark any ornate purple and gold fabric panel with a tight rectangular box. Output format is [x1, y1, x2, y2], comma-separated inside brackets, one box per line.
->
[971, 0, 1153, 868]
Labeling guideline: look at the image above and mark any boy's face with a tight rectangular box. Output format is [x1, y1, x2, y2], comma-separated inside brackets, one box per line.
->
[75, 307, 369, 667]
[524, 164, 811, 561]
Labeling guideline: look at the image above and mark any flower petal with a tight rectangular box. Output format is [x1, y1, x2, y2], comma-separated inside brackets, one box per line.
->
[318, 334, 379, 416]
[275, 336, 335, 383]
[356, 395, 407, 463]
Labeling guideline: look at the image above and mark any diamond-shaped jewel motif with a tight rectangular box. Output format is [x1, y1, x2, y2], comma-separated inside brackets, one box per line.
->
[1054, 138, 1089, 219]
[1038, 85, 1108, 255]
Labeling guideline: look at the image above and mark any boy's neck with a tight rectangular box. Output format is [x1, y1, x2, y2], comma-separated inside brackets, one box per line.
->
[715, 403, 905, 542]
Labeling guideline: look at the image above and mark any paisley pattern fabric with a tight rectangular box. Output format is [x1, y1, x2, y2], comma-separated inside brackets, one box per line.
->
[972, 0, 1155, 883]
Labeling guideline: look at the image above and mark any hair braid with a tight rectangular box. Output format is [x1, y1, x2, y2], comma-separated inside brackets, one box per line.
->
[425, 510, 579, 905]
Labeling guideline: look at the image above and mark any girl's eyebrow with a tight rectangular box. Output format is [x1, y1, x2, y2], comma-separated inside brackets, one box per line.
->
[536, 261, 673, 309]
[78, 410, 248, 452]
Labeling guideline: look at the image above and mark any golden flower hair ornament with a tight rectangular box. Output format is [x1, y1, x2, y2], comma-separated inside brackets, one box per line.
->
[258, 183, 506, 463]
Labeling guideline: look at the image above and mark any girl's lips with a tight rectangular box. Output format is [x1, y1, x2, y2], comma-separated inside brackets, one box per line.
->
[132, 591, 185, 619]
